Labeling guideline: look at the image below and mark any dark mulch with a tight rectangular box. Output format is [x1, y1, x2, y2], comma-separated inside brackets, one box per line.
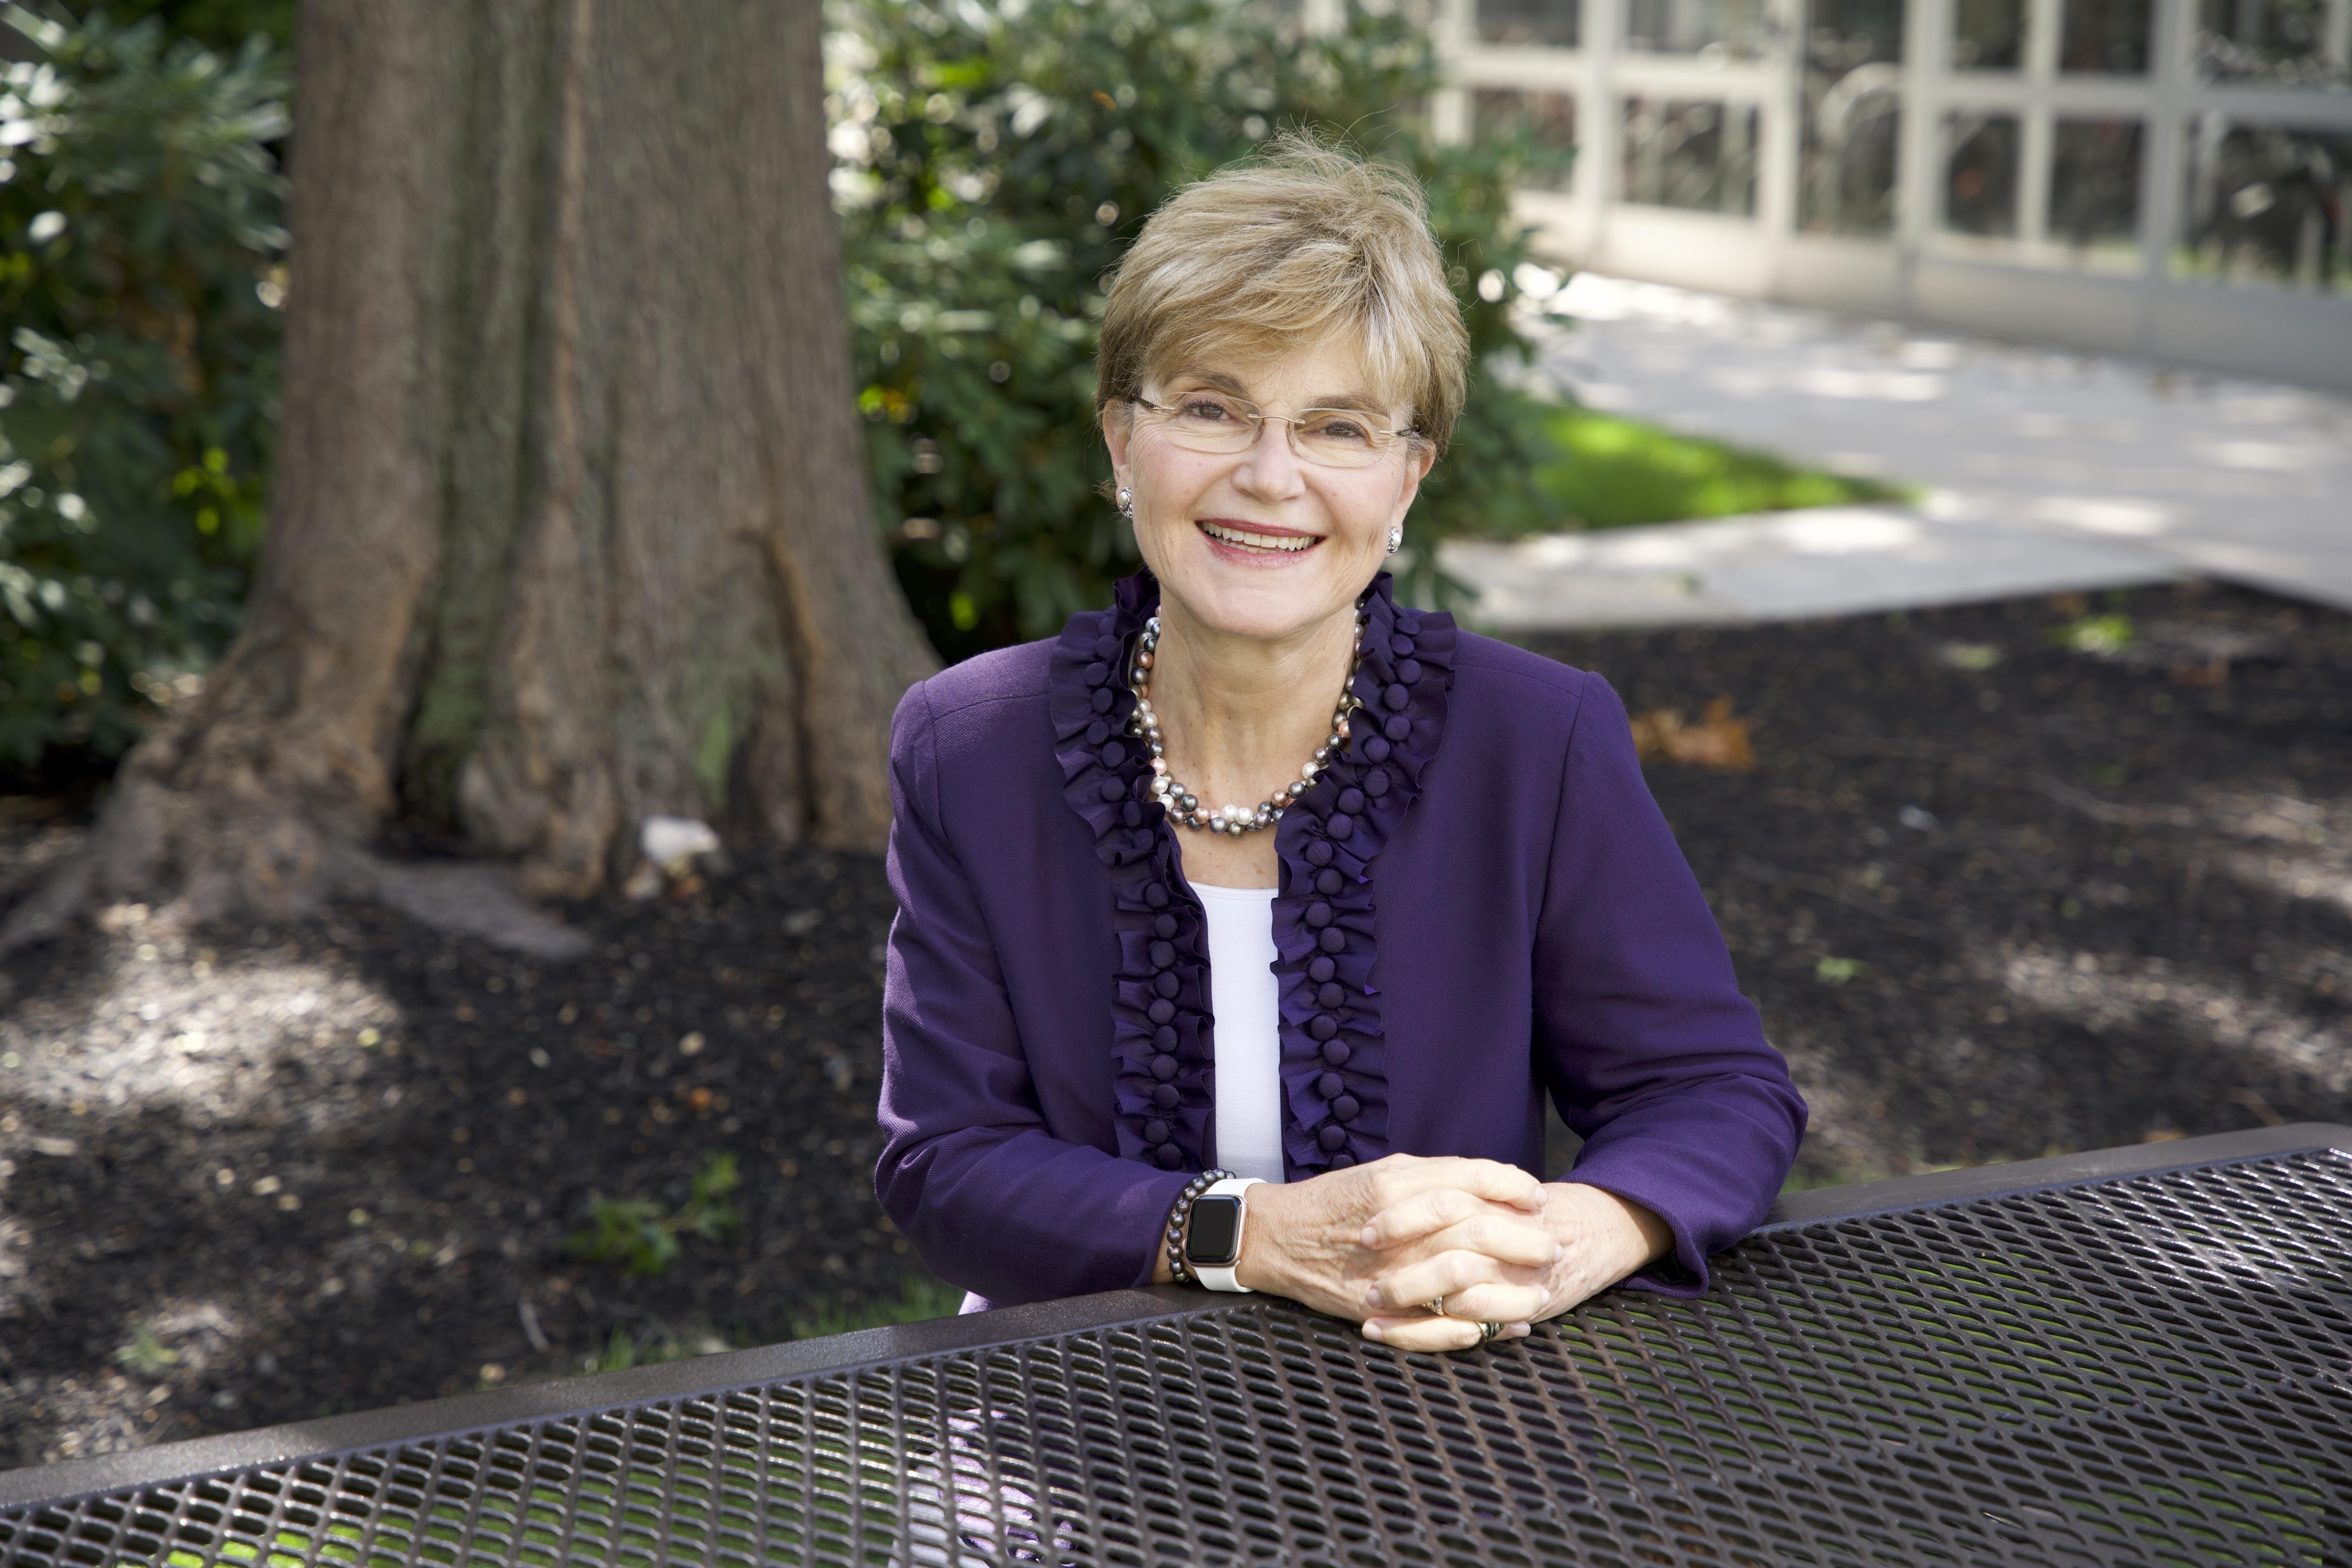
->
[3, 575, 2348, 1468]
[1522, 578, 2352, 1182]
[0, 844, 924, 1468]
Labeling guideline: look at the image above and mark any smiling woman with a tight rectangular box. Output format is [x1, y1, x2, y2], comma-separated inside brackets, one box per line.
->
[874, 138, 1806, 1355]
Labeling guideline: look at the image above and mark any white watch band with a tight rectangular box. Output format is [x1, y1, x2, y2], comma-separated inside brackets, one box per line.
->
[1192, 1176, 1264, 1292]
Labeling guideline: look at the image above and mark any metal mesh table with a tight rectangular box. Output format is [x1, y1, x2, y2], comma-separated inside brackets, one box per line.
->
[5, 1125, 2349, 1567]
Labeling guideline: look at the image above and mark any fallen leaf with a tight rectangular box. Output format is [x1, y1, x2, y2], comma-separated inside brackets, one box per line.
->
[1630, 696, 1756, 770]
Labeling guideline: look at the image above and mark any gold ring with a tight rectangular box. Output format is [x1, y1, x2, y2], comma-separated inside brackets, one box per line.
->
[1424, 1296, 1447, 1318]
[1479, 1321, 1506, 1343]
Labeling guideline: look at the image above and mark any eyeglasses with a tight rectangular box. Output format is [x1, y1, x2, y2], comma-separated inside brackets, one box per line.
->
[1131, 392, 1413, 469]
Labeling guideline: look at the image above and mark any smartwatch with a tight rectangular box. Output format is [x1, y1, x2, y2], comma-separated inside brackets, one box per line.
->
[1184, 1176, 1264, 1292]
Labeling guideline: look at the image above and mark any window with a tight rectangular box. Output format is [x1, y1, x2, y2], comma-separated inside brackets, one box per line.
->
[1953, 0, 2027, 68]
[2061, 0, 2154, 73]
[1474, 89, 1580, 192]
[1477, 0, 1582, 47]
[1622, 0, 1772, 58]
[1622, 97, 1762, 214]
[2195, 0, 2352, 86]
[1944, 112, 2023, 235]
[2049, 117, 2145, 267]
[2178, 118, 2352, 292]
[1802, 0, 1906, 233]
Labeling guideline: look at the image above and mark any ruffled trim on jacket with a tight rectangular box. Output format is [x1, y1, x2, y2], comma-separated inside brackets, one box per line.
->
[1049, 569, 1455, 1176]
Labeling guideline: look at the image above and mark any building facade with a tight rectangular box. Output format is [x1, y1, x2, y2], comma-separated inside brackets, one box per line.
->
[1435, 0, 2352, 386]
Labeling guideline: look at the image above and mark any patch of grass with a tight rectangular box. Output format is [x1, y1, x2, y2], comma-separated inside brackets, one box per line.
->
[553, 1276, 965, 1382]
[787, 1274, 966, 1339]
[1521, 405, 1913, 535]
[1814, 955, 1867, 986]
[567, 1152, 741, 1278]
[111, 1324, 178, 1376]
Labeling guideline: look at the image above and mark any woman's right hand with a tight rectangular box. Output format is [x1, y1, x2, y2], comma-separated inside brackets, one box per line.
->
[1232, 1154, 1559, 1348]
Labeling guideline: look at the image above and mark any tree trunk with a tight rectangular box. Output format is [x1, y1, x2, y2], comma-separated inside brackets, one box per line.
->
[3, 0, 936, 953]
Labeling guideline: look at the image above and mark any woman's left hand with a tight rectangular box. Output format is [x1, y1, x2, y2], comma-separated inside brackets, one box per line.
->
[1358, 1181, 1673, 1354]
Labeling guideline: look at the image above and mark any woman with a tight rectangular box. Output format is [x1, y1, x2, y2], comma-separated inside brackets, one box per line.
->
[876, 140, 1804, 1354]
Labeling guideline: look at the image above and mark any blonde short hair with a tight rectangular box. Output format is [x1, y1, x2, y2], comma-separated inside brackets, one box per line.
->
[1097, 137, 1470, 458]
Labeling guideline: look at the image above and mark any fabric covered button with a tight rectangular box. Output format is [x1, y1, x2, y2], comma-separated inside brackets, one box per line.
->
[1145, 883, 1170, 908]
[1327, 813, 1354, 840]
[1305, 840, 1333, 868]
[1153, 1083, 1180, 1110]
[1309, 1014, 1339, 1040]
[1320, 1040, 1351, 1066]
[1097, 777, 1125, 802]
[1383, 714, 1411, 742]
[1086, 720, 1110, 746]
[1150, 1054, 1179, 1082]
[1099, 740, 1126, 768]
[1396, 612, 1422, 635]
[1304, 901, 1333, 928]
[1149, 940, 1176, 969]
[1317, 1125, 1348, 1152]
[1331, 1095, 1360, 1122]
[1363, 769, 1389, 797]
[1120, 801, 1143, 828]
[1317, 1071, 1345, 1099]
[1362, 735, 1391, 763]
[1143, 1119, 1169, 1144]
[1092, 634, 1120, 662]
[1336, 787, 1364, 815]
[1328, 1152, 1355, 1169]
[1153, 1025, 1177, 1051]
[1398, 658, 1423, 686]
[1153, 913, 1178, 938]
[1390, 634, 1416, 658]
[1153, 971, 1180, 998]
[1316, 981, 1345, 1009]
[1317, 928, 1345, 954]
[1308, 955, 1336, 983]
[1154, 1143, 1185, 1169]
[1148, 998, 1175, 1024]
[1090, 686, 1115, 713]
[1083, 661, 1110, 688]
[1382, 683, 1409, 711]
[1315, 868, 1343, 895]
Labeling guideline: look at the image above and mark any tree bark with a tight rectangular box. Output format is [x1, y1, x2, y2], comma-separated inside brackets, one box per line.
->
[3, 0, 935, 952]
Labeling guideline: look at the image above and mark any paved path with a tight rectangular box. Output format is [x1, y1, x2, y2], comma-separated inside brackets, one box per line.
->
[1440, 274, 2352, 630]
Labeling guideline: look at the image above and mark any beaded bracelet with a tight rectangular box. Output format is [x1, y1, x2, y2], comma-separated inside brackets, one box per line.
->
[1163, 1168, 1237, 1286]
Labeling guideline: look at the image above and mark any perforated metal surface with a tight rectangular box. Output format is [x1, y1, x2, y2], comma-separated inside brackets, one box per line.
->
[7, 1148, 2352, 1567]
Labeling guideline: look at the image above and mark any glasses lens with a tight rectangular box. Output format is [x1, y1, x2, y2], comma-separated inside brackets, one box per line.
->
[1294, 411, 1387, 468]
[1155, 392, 1258, 452]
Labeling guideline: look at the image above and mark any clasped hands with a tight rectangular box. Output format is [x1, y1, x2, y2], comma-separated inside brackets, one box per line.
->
[1227, 1154, 1673, 1353]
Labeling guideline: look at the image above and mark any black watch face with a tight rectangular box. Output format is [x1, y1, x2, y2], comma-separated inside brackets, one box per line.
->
[1186, 1194, 1242, 1267]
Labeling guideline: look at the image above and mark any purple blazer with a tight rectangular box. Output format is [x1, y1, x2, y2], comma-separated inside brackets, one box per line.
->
[876, 571, 1805, 1309]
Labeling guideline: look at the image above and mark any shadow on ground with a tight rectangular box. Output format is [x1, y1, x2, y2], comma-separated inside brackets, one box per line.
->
[1524, 579, 2352, 1182]
[0, 845, 938, 1467]
[3, 578, 2348, 1467]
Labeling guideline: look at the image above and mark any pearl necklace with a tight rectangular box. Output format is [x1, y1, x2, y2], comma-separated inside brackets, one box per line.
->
[1127, 612, 1366, 834]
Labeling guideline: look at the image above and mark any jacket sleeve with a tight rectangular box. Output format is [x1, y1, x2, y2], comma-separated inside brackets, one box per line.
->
[1534, 672, 1808, 1295]
[873, 681, 1191, 1306]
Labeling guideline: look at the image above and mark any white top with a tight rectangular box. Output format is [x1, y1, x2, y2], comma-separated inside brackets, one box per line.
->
[1190, 882, 1287, 1184]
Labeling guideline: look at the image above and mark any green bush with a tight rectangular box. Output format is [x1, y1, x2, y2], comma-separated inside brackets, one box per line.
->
[0, 6, 284, 767]
[830, 0, 1574, 659]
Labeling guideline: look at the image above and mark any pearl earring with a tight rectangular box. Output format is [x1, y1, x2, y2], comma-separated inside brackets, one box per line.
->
[1117, 486, 1134, 518]
[1386, 524, 1403, 555]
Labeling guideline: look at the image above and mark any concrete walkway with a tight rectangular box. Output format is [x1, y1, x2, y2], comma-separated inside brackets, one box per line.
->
[1440, 274, 2352, 631]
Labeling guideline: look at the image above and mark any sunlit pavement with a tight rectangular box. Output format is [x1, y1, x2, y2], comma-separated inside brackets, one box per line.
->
[1442, 274, 2352, 630]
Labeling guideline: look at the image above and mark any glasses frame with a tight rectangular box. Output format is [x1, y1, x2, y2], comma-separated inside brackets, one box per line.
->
[1128, 393, 1417, 469]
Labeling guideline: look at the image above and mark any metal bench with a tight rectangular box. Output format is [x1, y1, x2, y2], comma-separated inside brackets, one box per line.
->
[5, 1123, 2347, 1566]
